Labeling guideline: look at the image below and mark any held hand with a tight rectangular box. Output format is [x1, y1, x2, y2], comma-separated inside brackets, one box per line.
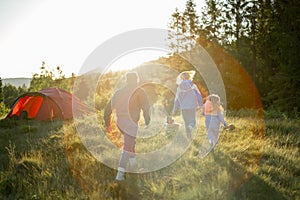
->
[196, 106, 204, 116]
[144, 124, 150, 129]
[143, 121, 150, 129]
[198, 106, 204, 112]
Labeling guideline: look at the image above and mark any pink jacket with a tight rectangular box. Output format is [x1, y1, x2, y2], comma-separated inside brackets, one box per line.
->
[204, 100, 219, 116]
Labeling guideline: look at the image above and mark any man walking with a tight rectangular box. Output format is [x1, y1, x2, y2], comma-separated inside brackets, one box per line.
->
[104, 71, 151, 181]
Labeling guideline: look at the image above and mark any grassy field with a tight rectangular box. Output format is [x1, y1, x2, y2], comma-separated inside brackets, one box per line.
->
[0, 114, 299, 199]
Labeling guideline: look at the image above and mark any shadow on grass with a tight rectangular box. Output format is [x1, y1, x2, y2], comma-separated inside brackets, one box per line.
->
[213, 150, 287, 200]
[234, 174, 288, 200]
[65, 158, 143, 199]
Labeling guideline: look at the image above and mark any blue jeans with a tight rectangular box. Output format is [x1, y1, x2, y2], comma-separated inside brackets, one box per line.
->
[205, 115, 221, 145]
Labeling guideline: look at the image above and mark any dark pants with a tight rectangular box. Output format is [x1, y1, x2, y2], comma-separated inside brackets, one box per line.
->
[181, 109, 196, 139]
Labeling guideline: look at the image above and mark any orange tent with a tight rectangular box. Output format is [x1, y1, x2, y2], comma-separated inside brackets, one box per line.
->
[6, 88, 89, 121]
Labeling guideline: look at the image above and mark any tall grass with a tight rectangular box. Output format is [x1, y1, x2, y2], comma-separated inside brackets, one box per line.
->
[0, 115, 299, 199]
[0, 119, 87, 199]
[237, 118, 300, 200]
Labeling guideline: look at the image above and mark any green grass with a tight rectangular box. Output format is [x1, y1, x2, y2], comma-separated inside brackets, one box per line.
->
[0, 115, 299, 199]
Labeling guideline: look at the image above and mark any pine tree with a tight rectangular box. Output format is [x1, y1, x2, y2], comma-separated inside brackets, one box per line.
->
[167, 8, 183, 53]
[200, 0, 225, 44]
[168, 1, 201, 53]
[263, 0, 300, 115]
[245, 0, 259, 84]
[182, 0, 199, 49]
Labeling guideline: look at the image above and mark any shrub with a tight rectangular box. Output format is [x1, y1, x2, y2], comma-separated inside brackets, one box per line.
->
[0, 102, 9, 118]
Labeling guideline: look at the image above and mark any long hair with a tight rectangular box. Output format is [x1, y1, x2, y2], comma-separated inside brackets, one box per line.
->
[207, 94, 223, 112]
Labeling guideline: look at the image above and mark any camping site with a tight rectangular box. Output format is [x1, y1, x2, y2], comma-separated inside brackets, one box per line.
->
[0, 64, 299, 199]
[1, 0, 299, 199]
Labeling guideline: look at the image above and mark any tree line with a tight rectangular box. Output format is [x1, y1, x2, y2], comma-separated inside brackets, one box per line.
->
[0, 0, 298, 118]
[167, 0, 299, 117]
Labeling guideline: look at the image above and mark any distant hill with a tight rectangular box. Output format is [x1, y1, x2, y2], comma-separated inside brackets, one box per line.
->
[2, 78, 31, 88]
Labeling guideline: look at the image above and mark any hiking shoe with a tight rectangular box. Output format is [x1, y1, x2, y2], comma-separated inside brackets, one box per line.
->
[115, 167, 125, 181]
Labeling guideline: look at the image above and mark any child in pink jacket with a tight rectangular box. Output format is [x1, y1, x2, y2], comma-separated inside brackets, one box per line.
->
[203, 94, 228, 150]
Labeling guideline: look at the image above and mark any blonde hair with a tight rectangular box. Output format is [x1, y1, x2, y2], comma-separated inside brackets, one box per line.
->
[176, 70, 196, 85]
[207, 94, 223, 112]
[180, 72, 190, 80]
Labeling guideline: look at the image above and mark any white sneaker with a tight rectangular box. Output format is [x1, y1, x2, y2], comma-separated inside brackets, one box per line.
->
[116, 167, 125, 181]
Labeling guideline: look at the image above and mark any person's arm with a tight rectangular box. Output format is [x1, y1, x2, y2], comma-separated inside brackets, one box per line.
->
[192, 84, 203, 108]
[172, 88, 180, 115]
[202, 101, 206, 116]
[195, 90, 203, 108]
[104, 100, 112, 128]
[172, 98, 180, 115]
[139, 89, 151, 125]
[217, 111, 227, 127]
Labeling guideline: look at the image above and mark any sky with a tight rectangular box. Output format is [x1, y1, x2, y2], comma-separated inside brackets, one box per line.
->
[0, 0, 205, 78]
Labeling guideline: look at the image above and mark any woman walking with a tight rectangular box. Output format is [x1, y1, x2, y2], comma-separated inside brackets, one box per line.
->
[172, 70, 203, 140]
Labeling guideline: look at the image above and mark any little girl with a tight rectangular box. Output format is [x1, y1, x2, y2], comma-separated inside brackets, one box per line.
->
[203, 94, 227, 150]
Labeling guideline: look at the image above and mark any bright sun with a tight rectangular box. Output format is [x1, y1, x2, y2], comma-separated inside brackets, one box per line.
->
[107, 49, 169, 72]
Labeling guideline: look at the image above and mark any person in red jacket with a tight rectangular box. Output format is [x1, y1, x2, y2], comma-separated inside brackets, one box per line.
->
[104, 71, 151, 181]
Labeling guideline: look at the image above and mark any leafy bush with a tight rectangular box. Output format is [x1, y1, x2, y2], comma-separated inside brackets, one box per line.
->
[0, 102, 9, 118]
